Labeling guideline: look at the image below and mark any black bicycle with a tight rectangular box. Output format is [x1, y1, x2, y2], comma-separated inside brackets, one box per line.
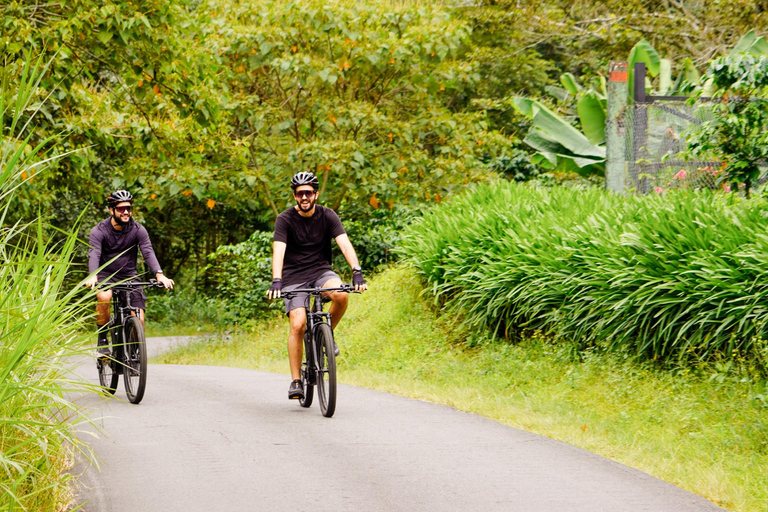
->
[97, 280, 164, 404]
[281, 285, 356, 417]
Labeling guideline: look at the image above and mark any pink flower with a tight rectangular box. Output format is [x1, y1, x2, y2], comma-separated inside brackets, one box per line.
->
[675, 169, 687, 180]
[723, 185, 731, 193]
[654, 187, 664, 194]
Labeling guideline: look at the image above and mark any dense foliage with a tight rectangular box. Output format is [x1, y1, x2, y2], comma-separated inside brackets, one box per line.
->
[687, 53, 768, 198]
[2, 0, 507, 280]
[399, 182, 768, 366]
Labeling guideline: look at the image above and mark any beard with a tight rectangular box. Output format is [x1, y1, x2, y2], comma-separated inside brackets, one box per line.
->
[297, 197, 316, 212]
[112, 212, 130, 226]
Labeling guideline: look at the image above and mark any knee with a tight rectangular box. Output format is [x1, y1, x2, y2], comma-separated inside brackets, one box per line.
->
[288, 315, 306, 336]
[332, 292, 348, 307]
[96, 291, 112, 304]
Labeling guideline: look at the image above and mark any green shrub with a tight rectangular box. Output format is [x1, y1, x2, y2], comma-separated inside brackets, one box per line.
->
[398, 182, 768, 365]
[204, 231, 278, 323]
[332, 205, 421, 276]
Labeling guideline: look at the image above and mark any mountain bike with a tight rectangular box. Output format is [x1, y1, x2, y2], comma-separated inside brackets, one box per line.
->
[281, 285, 356, 418]
[96, 280, 164, 404]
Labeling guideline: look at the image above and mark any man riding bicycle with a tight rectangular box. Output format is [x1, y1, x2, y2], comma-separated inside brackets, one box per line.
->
[266, 172, 368, 400]
[84, 190, 174, 356]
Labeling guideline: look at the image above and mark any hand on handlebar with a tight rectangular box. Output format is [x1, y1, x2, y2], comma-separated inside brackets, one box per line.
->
[267, 278, 282, 300]
[83, 274, 98, 289]
[156, 273, 175, 290]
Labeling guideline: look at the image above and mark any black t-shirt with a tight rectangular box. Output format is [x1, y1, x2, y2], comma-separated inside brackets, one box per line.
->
[273, 205, 346, 286]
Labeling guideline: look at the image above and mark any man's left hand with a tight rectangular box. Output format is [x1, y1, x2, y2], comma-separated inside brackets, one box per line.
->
[156, 273, 175, 289]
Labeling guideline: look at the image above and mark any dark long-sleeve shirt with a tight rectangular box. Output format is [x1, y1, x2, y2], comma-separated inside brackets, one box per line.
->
[88, 218, 162, 281]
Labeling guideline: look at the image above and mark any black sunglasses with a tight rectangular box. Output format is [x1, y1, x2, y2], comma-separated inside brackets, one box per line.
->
[114, 206, 133, 214]
[295, 190, 315, 199]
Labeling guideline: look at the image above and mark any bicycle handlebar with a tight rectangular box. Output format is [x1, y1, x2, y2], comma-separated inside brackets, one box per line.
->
[280, 284, 359, 299]
[98, 279, 167, 291]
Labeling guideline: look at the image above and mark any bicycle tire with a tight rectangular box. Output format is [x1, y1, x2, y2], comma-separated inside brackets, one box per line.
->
[98, 326, 119, 394]
[123, 316, 147, 404]
[314, 323, 336, 417]
[299, 336, 314, 408]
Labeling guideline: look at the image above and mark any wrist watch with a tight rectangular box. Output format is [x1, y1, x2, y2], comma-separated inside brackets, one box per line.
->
[352, 265, 362, 272]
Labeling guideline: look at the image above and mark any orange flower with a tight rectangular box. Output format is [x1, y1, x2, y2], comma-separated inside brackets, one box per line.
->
[291, 45, 298, 53]
[150, 193, 157, 199]
[369, 194, 379, 209]
[182, 190, 193, 196]
[207, 199, 216, 210]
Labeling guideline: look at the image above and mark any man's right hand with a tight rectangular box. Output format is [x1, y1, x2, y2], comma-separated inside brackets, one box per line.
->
[84, 274, 98, 289]
[267, 278, 282, 299]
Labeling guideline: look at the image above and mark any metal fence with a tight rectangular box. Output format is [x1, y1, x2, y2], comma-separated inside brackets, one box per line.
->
[625, 63, 720, 193]
[621, 62, 768, 194]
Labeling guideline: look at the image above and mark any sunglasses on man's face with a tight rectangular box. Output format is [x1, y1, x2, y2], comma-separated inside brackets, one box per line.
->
[114, 206, 132, 214]
[295, 190, 315, 199]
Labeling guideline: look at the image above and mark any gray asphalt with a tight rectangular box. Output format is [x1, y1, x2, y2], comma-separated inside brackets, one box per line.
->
[71, 337, 724, 512]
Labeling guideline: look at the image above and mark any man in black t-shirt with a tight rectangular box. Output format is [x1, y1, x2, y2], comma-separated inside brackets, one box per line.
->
[267, 171, 367, 400]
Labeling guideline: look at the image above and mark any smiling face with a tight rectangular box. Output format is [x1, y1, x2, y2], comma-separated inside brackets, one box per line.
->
[294, 185, 317, 213]
[110, 201, 133, 225]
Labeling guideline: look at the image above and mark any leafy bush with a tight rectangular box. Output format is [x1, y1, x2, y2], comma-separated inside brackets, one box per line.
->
[332, 205, 422, 276]
[484, 150, 541, 182]
[398, 181, 768, 365]
[204, 231, 278, 323]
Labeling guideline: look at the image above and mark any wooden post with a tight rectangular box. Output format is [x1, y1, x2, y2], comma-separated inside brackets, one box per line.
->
[606, 62, 628, 193]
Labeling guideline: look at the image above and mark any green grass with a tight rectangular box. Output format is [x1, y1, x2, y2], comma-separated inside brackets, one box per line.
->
[0, 54, 98, 512]
[156, 266, 767, 511]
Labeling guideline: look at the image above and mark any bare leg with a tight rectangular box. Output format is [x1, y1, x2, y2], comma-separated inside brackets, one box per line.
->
[96, 290, 112, 327]
[321, 277, 348, 329]
[288, 308, 306, 381]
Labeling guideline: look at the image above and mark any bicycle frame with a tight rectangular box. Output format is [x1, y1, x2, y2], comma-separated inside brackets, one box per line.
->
[97, 280, 163, 403]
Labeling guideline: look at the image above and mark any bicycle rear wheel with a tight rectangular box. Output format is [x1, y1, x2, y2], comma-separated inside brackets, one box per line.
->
[123, 317, 147, 404]
[299, 337, 314, 408]
[98, 326, 119, 394]
[314, 323, 336, 417]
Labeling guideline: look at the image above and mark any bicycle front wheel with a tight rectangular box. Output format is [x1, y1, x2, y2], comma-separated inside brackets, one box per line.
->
[314, 323, 336, 417]
[123, 317, 147, 404]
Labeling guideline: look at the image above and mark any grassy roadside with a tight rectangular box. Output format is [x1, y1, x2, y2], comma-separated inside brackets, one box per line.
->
[155, 266, 767, 511]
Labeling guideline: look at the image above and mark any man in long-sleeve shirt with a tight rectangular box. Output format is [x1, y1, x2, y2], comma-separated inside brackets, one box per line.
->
[84, 190, 174, 355]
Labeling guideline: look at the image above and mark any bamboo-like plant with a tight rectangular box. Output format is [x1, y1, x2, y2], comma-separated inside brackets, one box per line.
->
[0, 54, 97, 511]
[398, 182, 768, 365]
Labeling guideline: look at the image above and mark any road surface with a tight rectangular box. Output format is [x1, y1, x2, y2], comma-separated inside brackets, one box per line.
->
[71, 337, 724, 512]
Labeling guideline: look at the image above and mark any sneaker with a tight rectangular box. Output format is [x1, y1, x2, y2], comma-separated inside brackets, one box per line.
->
[333, 340, 340, 357]
[97, 334, 111, 358]
[288, 379, 304, 400]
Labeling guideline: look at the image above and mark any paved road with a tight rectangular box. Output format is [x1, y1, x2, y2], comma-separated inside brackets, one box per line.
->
[72, 337, 724, 512]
